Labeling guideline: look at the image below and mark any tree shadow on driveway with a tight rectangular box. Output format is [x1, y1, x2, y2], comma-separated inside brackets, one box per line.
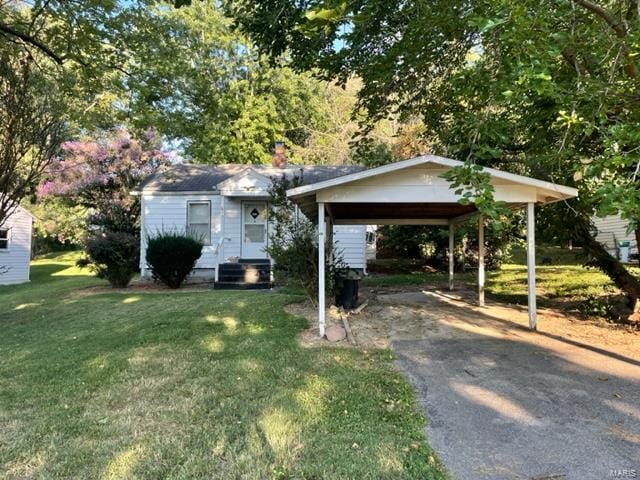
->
[379, 289, 640, 480]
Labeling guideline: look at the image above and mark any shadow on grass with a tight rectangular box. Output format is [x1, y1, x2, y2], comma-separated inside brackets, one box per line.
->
[0, 284, 446, 479]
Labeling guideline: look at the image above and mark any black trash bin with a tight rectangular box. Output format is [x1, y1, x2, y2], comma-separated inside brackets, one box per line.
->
[335, 270, 361, 310]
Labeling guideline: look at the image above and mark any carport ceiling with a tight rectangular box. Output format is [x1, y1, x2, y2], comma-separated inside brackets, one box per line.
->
[327, 202, 477, 224]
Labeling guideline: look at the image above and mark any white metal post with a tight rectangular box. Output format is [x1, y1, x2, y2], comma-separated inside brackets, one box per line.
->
[448, 223, 455, 291]
[526, 202, 537, 330]
[318, 202, 326, 338]
[478, 215, 485, 307]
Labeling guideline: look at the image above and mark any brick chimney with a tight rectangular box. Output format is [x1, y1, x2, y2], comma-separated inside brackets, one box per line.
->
[271, 141, 287, 168]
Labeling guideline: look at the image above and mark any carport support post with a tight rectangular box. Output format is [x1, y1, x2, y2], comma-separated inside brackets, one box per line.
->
[318, 202, 326, 338]
[448, 223, 454, 291]
[478, 215, 485, 307]
[526, 202, 537, 330]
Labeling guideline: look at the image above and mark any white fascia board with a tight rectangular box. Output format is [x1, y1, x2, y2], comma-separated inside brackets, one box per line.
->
[132, 190, 220, 196]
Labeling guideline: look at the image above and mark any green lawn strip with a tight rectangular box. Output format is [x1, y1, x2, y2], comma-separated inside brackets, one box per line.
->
[0, 253, 447, 479]
[364, 248, 635, 314]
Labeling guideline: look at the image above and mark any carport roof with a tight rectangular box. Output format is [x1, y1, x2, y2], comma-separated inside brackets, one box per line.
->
[287, 155, 578, 223]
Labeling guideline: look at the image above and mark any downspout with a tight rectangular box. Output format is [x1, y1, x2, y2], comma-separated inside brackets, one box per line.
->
[216, 195, 226, 282]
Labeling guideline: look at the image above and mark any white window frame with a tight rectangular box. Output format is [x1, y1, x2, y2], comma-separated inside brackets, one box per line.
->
[0, 227, 10, 251]
[187, 201, 211, 245]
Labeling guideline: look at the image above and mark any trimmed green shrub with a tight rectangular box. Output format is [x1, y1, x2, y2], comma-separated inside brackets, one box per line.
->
[79, 232, 139, 288]
[146, 231, 203, 288]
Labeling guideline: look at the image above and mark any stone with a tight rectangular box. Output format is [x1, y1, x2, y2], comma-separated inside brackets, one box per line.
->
[325, 325, 347, 342]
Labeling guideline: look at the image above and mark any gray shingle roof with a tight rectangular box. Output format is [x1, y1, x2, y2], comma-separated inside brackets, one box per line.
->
[135, 163, 367, 193]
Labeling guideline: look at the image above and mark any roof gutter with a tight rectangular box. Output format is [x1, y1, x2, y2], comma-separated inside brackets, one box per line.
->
[130, 190, 220, 197]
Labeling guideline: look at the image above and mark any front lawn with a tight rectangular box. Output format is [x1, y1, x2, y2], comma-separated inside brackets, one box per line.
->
[0, 253, 446, 479]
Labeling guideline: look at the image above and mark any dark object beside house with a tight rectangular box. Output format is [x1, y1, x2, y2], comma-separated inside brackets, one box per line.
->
[335, 273, 360, 310]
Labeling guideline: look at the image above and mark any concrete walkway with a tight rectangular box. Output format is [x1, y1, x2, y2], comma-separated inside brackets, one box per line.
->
[379, 290, 640, 480]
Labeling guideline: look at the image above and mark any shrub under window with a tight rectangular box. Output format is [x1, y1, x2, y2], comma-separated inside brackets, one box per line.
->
[146, 231, 203, 288]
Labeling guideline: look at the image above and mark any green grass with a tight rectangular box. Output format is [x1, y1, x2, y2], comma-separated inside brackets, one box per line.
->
[364, 248, 640, 315]
[0, 253, 446, 480]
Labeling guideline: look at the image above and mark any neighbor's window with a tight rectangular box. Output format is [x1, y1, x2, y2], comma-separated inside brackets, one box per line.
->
[0, 228, 8, 250]
[187, 201, 211, 245]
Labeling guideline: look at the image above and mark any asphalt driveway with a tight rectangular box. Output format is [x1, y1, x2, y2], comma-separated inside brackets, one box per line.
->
[379, 290, 640, 480]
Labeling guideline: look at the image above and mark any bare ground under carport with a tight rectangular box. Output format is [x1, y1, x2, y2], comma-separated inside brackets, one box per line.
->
[290, 286, 640, 479]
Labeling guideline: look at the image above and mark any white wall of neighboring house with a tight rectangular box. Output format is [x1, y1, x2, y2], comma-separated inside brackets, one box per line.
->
[0, 207, 33, 285]
[139, 193, 371, 277]
[334, 225, 368, 270]
[593, 214, 637, 259]
[365, 225, 377, 261]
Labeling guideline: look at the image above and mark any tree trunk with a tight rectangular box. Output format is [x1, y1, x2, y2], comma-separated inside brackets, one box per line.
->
[574, 218, 640, 319]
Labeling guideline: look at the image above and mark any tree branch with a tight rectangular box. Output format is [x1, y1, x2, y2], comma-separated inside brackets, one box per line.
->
[572, 0, 638, 79]
[0, 22, 64, 64]
[572, 0, 627, 37]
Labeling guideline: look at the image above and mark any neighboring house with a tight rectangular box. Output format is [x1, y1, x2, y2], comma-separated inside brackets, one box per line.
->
[365, 225, 377, 260]
[133, 158, 372, 286]
[593, 214, 637, 260]
[0, 205, 34, 285]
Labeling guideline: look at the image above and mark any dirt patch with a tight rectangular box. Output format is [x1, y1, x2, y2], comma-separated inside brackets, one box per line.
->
[377, 286, 640, 359]
[287, 287, 391, 349]
[290, 284, 640, 359]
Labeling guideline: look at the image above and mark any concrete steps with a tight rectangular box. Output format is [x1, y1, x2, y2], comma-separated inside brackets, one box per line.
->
[215, 260, 272, 290]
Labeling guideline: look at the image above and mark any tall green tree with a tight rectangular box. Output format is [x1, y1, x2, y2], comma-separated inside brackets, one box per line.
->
[125, 1, 329, 164]
[0, 0, 158, 226]
[227, 0, 640, 313]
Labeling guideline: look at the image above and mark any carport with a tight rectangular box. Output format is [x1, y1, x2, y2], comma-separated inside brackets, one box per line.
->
[286, 155, 578, 337]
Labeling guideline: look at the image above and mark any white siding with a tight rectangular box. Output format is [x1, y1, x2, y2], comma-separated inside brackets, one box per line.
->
[366, 225, 377, 260]
[0, 208, 33, 285]
[333, 225, 367, 270]
[593, 214, 637, 256]
[140, 193, 370, 273]
[141, 194, 222, 275]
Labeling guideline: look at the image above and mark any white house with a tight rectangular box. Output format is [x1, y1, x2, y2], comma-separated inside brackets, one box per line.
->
[592, 214, 637, 261]
[0, 205, 34, 285]
[133, 159, 373, 287]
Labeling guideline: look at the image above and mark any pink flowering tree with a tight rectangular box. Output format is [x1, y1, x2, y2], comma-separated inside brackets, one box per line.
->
[40, 129, 170, 235]
[39, 129, 170, 287]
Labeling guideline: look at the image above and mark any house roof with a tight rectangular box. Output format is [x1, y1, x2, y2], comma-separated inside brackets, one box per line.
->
[134, 163, 366, 193]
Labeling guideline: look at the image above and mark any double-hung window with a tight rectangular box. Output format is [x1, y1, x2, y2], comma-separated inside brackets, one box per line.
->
[0, 228, 9, 250]
[187, 201, 211, 245]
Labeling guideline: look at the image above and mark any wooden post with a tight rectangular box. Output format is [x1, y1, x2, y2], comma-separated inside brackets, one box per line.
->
[478, 215, 485, 307]
[448, 223, 455, 291]
[318, 202, 326, 338]
[526, 202, 537, 330]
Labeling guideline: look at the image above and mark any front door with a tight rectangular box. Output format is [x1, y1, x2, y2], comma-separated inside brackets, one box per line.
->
[242, 202, 268, 259]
